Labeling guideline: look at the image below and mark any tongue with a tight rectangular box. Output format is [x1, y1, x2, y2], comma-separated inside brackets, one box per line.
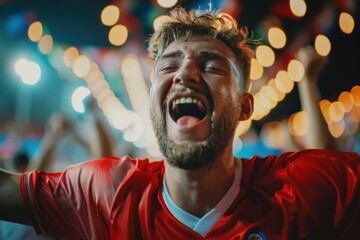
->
[176, 116, 201, 127]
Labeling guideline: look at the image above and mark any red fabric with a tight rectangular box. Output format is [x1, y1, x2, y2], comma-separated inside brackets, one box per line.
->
[21, 150, 360, 239]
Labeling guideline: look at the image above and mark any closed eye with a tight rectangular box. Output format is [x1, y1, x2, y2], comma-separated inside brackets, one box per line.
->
[158, 64, 179, 74]
[203, 65, 226, 75]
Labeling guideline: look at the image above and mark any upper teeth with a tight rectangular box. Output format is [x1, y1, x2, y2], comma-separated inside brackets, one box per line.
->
[172, 97, 205, 111]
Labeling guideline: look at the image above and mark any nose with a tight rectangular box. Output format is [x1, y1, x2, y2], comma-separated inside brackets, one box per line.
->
[173, 60, 201, 85]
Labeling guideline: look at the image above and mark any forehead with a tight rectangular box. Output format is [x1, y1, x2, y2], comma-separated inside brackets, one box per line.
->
[159, 38, 237, 62]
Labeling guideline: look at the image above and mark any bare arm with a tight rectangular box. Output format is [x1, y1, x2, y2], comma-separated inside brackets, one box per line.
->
[0, 116, 68, 225]
[27, 115, 69, 171]
[296, 46, 337, 149]
[78, 100, 117, 158]
[88, 110, 117, 158]
[0, 169, 31, 224]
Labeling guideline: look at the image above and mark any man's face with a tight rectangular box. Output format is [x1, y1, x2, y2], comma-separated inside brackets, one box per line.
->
[150, 38, 252, 169]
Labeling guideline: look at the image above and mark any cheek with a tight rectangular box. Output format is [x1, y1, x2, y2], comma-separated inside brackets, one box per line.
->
[219, 85, 238, 103]
[150, 76, 171, 113]
[220, 88, 230, 98]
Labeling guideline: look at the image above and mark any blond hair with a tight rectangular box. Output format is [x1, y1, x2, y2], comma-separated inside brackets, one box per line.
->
[148, 6, 254, 92]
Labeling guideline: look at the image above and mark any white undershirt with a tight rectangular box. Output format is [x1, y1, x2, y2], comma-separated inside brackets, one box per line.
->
[162, 159, 242, 236]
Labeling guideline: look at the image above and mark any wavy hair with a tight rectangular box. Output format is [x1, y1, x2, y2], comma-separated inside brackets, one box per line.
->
[148, 6, 254, 92]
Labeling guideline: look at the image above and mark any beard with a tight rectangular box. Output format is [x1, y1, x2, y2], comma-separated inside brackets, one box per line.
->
[150, 102, 239, 170]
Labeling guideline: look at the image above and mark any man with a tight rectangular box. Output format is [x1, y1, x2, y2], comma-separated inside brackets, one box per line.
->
[1, 6, 359, 240]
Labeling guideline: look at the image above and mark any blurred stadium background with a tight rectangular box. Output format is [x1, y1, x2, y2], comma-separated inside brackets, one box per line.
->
[0, 0, 359, 161]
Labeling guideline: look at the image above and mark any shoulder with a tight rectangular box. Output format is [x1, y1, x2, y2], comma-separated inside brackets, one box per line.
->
[27, 157, 165, 206]
[241, 149, 360, 190]
[240, 150, 360, 232]
[283, 149, 360, 164]
[243, 149, 359, 174]
[279, 149, 360, 177]
[64, 156, 165, 184]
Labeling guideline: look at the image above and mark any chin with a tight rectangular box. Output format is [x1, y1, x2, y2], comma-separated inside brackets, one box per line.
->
[150, 101, 238, 170]
[164, 139, 218, 170]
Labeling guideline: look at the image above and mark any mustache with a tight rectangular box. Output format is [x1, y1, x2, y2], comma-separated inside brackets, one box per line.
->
[164, 88, 200, 104]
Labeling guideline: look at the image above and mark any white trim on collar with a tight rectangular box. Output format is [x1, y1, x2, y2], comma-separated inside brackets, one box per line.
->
[162, 158, 243, 236]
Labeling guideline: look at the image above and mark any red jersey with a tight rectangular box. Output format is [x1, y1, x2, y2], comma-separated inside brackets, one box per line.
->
[20, 149, 360, 239]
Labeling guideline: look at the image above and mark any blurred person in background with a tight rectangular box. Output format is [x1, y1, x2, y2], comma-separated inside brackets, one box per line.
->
[0, 115, 68, 240]
[0, 101, 117, 240]
[260, 45, 338, 152]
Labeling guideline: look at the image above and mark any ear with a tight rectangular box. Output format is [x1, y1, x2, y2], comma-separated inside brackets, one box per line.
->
[238, 93, 253, 121]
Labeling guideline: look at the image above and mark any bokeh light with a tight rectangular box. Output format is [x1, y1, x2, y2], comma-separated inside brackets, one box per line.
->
[101, 5, 120, 26]
[38, 34, 53, 54]
[319, 99, 332, 123]
[14, 58, 28, 76]
[249, 58, 264, 80]
[72, 55, 91, 78]
[153, 15, 172, 31]
[268, 78, 286, 102]
[28, 21, 43, 42]
[105, 107, 132, 131]
[109, 24, 128, 46]
[71, 86, 91, 113]
[339, 12, 355, 34]
[338, 91, 354, 112]
[146, 138, 162, 158]
[287, 59, 305, 82]
[123, 111, 144, 142]
[268, 27, 286, 49]
[275, 70, 294, 93]
[234, 119, 252, 137]
[258, 91, 272, 110]
[290, 0, 307, 17]
[157, 0, 178, 8]
[261, 121, 287, 150]
[289, 111, 308, 136]
[14, 58, 41, 85]
[256, 45, 275, 67]
[328, 101, 345, 122]
[328, 119, 345, 138]
[314, 34, 331, 56]
[350, 85, 360, 106]
[63, 47, 79, 67]
[121, 54, 151, 125]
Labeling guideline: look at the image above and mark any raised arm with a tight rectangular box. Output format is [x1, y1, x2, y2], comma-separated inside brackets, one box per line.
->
[78, 100, 117, 158]
[27, 114, 70, 171]
[0, 115, 69, 226]
[296, 46, 337, 149]
[0, 169, 31, 224]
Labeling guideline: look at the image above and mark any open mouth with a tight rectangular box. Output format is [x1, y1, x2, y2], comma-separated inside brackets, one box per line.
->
[169, 96, 207, 124]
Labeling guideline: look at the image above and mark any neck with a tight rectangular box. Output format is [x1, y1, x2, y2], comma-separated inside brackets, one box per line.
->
[164, 148, 236, 217]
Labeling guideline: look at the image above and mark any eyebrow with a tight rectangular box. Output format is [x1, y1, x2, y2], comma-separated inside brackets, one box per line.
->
[159, 50, 228, 63]
[198, 51, 227, 62]
[159, 50, 184, 60]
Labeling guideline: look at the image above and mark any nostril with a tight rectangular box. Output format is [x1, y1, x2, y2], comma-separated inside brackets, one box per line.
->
[173, 72, 200, 84]
[173, 76, 182, 84]
[173, 63, 201, 84]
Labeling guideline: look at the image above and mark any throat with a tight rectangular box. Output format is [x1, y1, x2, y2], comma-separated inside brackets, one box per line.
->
[164, 165, 237, 218]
